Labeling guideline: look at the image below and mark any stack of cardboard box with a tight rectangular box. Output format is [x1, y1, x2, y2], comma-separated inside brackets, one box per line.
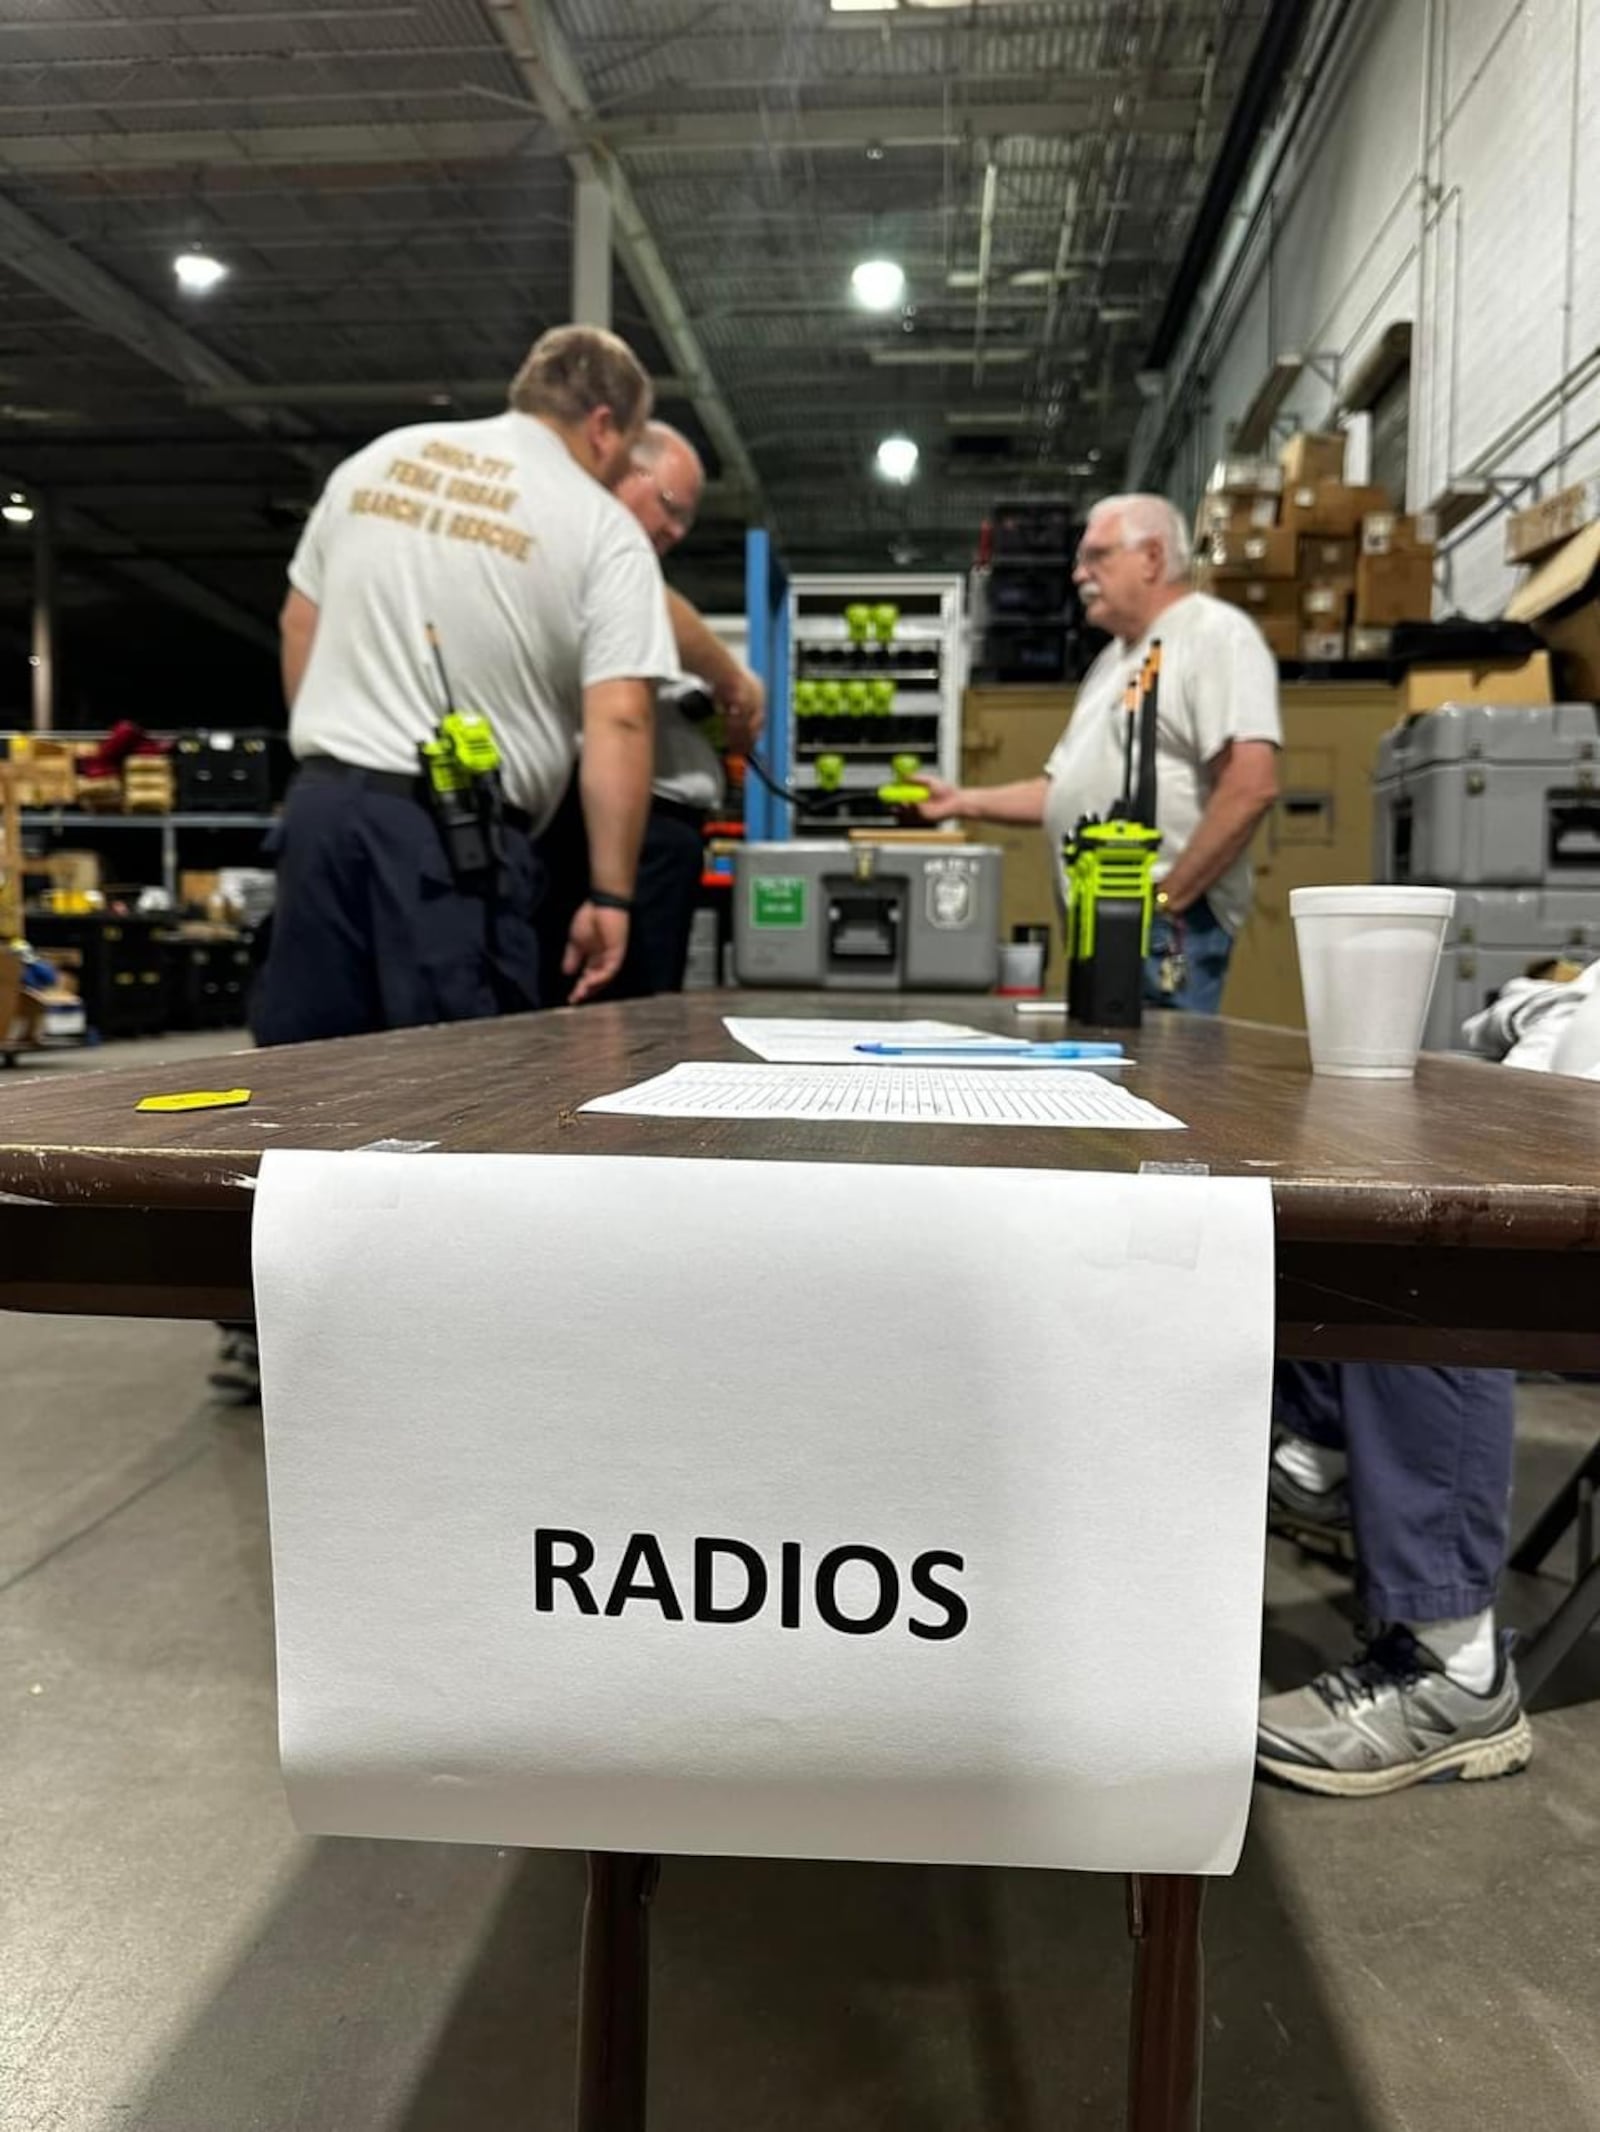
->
[1504, 472, 1600, 705]
[1193, 431, 1437, 659]
[8, 737, 77, 809]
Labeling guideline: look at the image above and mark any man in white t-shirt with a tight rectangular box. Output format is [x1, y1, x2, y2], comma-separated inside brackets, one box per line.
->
[249, 323, 678, 1048]
[536, 420, 766, 999]
[918, 491, 1281, 1011]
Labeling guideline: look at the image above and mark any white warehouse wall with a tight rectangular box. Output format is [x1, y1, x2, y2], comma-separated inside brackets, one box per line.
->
[1138, 0, 1600, 622]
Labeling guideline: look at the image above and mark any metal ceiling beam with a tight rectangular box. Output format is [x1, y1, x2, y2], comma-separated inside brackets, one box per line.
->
[0, 189, 318, 456]
[185, 375, 691, 410]
[599, 98, 1208, 153]
[0, 117, 542, 174]
[483, 0, 762, 505]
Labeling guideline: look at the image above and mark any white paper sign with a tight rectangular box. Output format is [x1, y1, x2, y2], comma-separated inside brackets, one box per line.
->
[254, 1152, 1274, 1875]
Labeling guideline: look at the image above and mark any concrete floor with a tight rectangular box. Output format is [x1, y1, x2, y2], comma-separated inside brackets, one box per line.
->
[6, 1033, 1600, 2130]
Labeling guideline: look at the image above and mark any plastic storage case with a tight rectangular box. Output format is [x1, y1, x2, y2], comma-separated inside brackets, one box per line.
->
[1373, 702, 1600, 887]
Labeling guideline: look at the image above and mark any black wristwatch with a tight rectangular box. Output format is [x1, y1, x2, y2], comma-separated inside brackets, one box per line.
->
[590, 888, 635, 914]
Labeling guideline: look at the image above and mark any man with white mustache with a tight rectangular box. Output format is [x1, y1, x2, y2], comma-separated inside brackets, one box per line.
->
[917, 490, 1281, 1010]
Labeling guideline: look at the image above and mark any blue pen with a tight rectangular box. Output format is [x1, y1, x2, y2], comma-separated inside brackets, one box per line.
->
[853, 1040, 1126, 1059]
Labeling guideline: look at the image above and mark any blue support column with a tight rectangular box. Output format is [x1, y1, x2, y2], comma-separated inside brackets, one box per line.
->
[743, 527, 790, 843]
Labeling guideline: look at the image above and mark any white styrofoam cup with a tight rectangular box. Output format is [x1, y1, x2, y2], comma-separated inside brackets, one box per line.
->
[1290, 885, 1456, 1078]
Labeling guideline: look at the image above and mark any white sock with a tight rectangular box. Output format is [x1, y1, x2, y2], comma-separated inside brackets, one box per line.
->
[1272, 1435, 1347, 1495]
[1406, 1610, 1497, 1694]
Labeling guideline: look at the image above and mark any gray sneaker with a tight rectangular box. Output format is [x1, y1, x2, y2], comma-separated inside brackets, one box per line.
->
[1267, 1454, 1354, 1561]
[209, 1329, 261, 1405]
[1257, 1626, 1532, 1798]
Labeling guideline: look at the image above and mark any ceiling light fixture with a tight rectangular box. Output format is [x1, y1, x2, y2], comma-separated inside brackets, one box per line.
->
[2, 491, 34, 526]
[875, 434, 918, 484]
[173, 248, 229, 295]
[851, 257, 906, 312]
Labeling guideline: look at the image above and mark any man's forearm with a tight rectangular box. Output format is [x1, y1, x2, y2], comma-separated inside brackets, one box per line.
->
[279, 593, 318, 707]
[666, 587, 741, 700]
[1161, 789, 1273, 912]
[962, 776, 1050, 827]
[580, 717, 653, 901]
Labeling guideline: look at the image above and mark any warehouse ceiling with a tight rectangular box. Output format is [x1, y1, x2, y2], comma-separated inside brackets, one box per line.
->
[0, 0, 1274, 713]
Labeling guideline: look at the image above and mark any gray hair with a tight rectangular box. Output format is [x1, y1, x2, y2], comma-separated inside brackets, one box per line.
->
[1088, 493, 1191, 581]
[631, 419, 703, 478]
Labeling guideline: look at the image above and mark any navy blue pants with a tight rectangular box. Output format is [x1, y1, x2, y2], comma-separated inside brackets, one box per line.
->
[1274, 1362, 1515, 1622]
[535, 779, 705, 1004]
[1151, 912, 1515, 1623]
[251, 772, 544, 1046]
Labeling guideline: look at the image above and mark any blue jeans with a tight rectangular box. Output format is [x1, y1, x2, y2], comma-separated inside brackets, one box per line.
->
[1274, 1362, 1514, 1623]
[1143, 893, 1233, 1015]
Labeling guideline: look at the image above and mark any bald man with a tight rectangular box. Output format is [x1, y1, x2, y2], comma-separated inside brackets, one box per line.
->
[536, 421, 765, 1000]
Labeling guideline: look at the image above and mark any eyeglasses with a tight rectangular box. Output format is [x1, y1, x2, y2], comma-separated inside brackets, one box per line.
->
[651, 478, 696, 535]
[1075, 535, 1150, 570]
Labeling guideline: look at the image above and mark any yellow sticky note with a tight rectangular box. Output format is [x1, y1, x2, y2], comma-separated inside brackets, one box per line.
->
[136, 1088, 253, 1114]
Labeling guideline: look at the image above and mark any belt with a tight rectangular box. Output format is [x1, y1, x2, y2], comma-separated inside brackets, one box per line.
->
[298, 752, 533, 834]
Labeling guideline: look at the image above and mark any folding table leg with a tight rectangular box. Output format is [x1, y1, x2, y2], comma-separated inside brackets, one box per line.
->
[1510, 1433, 1600, 1572]
[1126, 1873, 1205, 2132]
[1515, 1554, 1600, 1698]
[576, 1852, 660, 2132]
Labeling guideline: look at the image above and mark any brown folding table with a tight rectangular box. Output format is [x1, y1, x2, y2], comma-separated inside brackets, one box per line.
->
[4, 992, 1599, 2132]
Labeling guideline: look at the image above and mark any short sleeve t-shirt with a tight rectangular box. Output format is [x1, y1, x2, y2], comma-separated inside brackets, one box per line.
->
[1041, 591, 1282, 935]
[652, 679, 726, 812]
[287, 410, 678, 830]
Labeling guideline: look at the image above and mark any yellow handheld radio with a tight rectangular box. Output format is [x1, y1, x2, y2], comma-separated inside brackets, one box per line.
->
[1062, 642, 1164, 1028]
[419, 623, 505, 879]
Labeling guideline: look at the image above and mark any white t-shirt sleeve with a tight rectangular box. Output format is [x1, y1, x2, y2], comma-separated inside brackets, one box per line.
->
[1184, 606, 1284, 762]
[579, 519, 680, 691]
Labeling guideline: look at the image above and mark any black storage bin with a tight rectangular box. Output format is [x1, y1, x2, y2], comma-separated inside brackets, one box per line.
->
[987, 565, 1070, 621]
[991, 502, 1075, 561]
[26, 914, 171, 1039]
[168, 934, 256, 1029]
[174, 731, 273, 812]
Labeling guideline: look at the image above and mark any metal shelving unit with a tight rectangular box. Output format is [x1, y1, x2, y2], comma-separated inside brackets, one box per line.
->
[19, 811, 275, 900]
[780, 572, 965, 840]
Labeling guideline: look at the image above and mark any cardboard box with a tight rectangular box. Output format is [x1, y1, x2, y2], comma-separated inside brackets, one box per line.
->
[75, 773, 124, 814]
[1298, 535, 1357, 580]
[41, 850, 102, 893]
[1348, 625, 1394, 659]
[1300, 630, 1347, 661]
[1254, 615, 1302, 662]
[1282, 481, 1392, 539]
[1279, 431, 1347, 487]
[1302, 582, 1352, 626]
[9, 736, 77, 808]
[123, 757, 175, 814]
[1505, 521, 1600, 700]
[1397, 652, 1554, 714]
[1362, 510, 1438, 556]
[1506, 476, 1600, 565]
[1207, 455, 1283, 498]
[1220, 682, 1423, 1030]
[1198, 524, 1298, 578]
[1195, 492, 1278, 539]
[1209, 575, 1304, 620]
[1355, 548, 1435, 626]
